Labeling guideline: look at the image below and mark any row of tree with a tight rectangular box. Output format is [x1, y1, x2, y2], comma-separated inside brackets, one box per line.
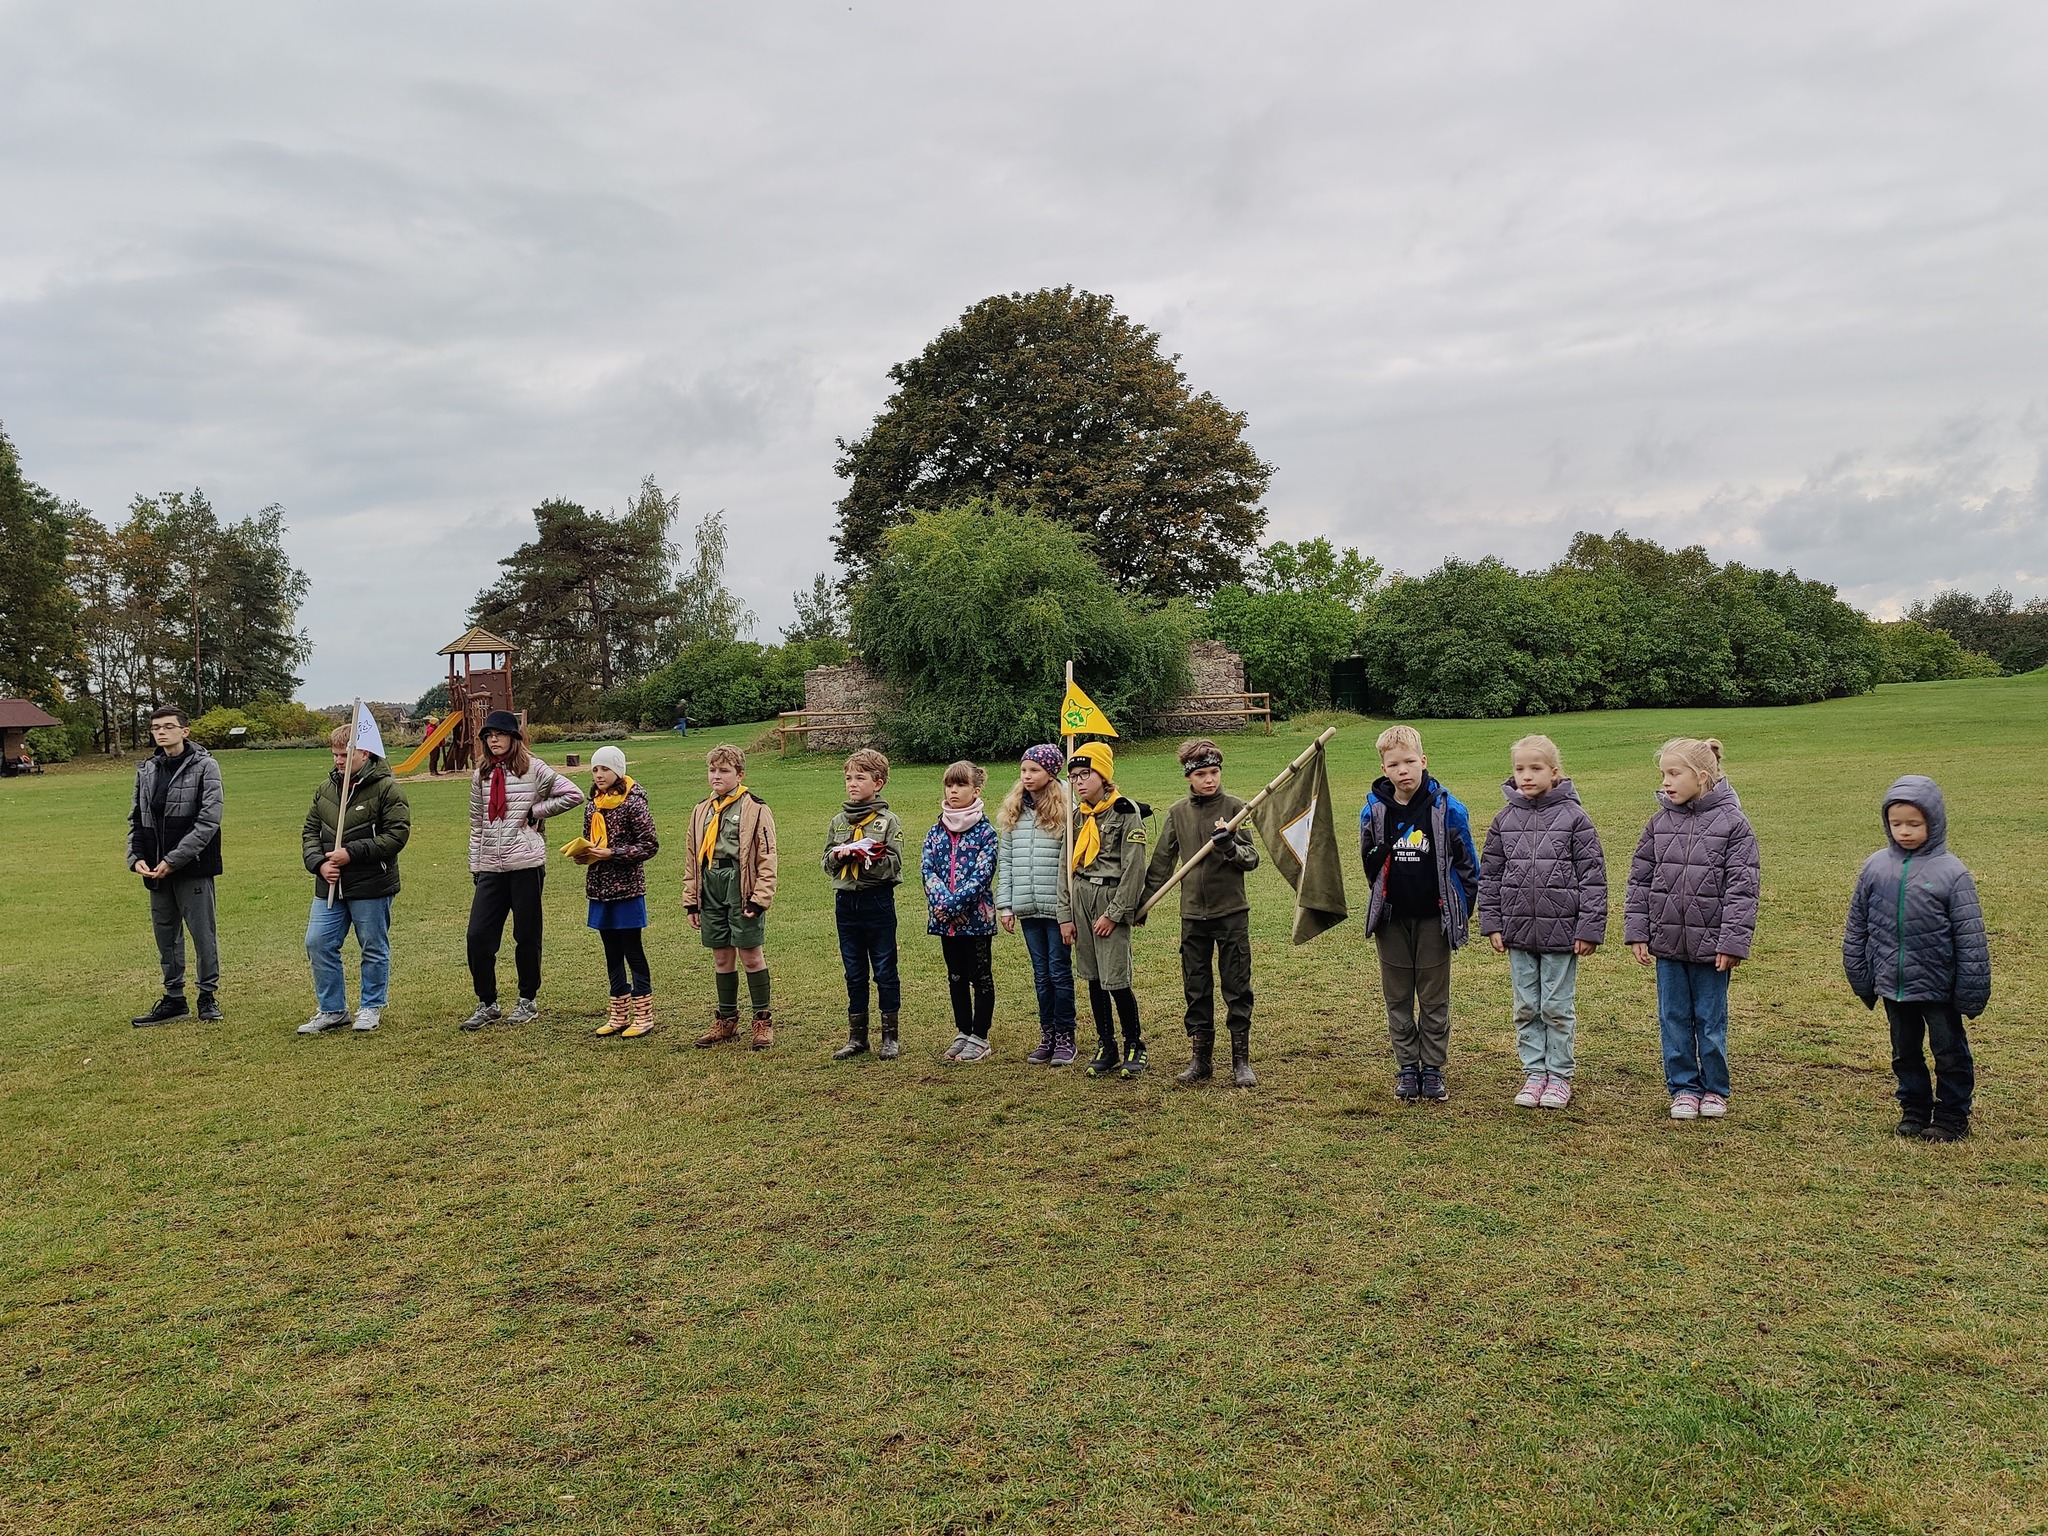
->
[0, 424, 313, 757]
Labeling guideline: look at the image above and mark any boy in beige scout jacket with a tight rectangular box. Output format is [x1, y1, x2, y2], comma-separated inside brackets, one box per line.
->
[683, 744, 780, 1048]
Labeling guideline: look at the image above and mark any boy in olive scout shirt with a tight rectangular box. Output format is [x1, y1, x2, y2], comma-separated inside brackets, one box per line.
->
[823, 748, 906, 1062]
[1142, 738, 1261, 1088]
[684, 744, 779, 1049]
[1060, 742, 1150, 1079]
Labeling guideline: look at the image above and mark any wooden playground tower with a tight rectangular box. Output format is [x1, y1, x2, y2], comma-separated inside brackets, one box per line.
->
[398, 625, 520, 776]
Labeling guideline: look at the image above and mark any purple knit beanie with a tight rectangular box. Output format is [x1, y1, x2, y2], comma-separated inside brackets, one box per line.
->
[1022, 744, 1065, 779]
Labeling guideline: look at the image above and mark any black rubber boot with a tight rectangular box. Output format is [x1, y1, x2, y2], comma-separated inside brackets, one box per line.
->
[132, 995, 188, 1027]
[878, 1013, 901, 1060]
[833, 1013, 870, 1061]
[196, 992, 223, 1022]
[1175, 1031, 1214, 1086]
[1229, 1027, 1257, 1088]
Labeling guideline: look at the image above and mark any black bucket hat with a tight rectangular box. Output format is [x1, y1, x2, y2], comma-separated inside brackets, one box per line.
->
[480, 709, 523, 739]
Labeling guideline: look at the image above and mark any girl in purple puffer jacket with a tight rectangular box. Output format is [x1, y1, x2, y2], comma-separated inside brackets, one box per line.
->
[1478, 735, 1607, 1111]
[1624, 737, 1760, 1122]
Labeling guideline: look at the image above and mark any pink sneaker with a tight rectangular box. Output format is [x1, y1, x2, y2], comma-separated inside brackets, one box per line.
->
[1514, 1074, 1547, 1108]
[1539, 1077, 1572, 1109]
[1669, 1092, 1702, 1120]
[1698, 1092, 1728, 1118]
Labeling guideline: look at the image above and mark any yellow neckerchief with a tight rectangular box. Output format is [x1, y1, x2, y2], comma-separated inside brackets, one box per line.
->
[1073, 786, 1118, 870]
[847, 809, 879, 839]
[589, 775, 635, 849]
[698, 784, 749, 865]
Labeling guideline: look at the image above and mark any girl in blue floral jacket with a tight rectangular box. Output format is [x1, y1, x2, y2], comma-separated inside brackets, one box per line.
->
[923, 761, 999, 1063]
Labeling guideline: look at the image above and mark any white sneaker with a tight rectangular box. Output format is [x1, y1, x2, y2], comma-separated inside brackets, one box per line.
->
[1669, 1092, 1701, 1120]
[1698, 1092, 1728, 1118]
[1514, 1074, 1547, 1108]
[298, 1011, 350, 1035]
[1539, 1077, 1573, 1109]
[352, 1008, 381, 1032]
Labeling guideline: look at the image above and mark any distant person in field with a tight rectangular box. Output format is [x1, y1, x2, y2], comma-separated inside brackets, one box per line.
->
[127, 704, 225, 1027]
[1063, 742, 1150, 1079]
[1142, 738, 1263, 1089]
[1843, 776, 1990, 1142]
[824, 748, 905, 1062]
[1359, 724, 1480, 1103]
[460, 710, 584, 1032]
[577, 746, 661, 1039]
[1625, 737, 1760, 1122]
[684, 743, 779, 1049]
[997, 745, 1076, 1066]
[299, 723, 411, 1034]
[923, 761, 999, 1063]
[1477, 734, 1607, 1110]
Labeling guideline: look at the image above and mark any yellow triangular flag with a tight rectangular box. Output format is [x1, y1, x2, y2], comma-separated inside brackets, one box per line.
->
[1059, 679, 1118, 738]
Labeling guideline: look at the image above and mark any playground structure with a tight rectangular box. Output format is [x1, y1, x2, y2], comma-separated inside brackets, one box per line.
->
[393, 626, 520, 777]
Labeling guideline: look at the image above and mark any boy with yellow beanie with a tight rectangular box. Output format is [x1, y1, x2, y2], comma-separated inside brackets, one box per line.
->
[1060, 742, 1150, 1078]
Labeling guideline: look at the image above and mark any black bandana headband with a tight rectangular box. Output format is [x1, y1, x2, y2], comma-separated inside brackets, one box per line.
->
[1182, 751, 1223, 776]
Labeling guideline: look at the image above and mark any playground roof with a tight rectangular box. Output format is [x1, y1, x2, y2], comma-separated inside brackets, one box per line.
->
[438, 626, 518, 656]
[0, 699, 61, 729]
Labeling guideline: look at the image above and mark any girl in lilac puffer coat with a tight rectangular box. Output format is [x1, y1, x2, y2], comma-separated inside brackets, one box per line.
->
[1624, 737, 1760, 1121]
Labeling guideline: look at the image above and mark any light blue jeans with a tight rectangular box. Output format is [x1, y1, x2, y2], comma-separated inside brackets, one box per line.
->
[1656, 958, 1730, 1098]
[307, 896, 393, 1014]
[1508, 949, 1577, 1078]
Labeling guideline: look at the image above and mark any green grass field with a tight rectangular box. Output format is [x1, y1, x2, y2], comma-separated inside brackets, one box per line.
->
[3, 673, 2046, 1534]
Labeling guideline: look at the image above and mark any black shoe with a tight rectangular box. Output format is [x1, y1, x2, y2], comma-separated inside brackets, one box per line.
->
[1418, 1066, 1448, 1102]
[1229, 1030, 1257, 1089]
[1394, 1065, 1421, 1101]
[1922, 1120, 1971, 1143]
[1895, 1113, 1930, 1138]
[1118, 1042, 1149, 1080]
[196, 992, 223, 1022]
[132, 995, 189, 1027]
[1086, 1041, 1122, 1078]
[833, 1015, 871, 1061]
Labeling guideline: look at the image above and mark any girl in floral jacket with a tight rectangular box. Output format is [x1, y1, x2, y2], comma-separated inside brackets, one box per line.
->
[576, 746, 661, 1038]
[923, 761, 999, 1063]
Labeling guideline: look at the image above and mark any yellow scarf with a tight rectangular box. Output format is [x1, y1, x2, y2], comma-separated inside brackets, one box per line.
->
[589, 775, 635, 849]
[1073, 790, 1117, 870]
[698, 784, 748, 865]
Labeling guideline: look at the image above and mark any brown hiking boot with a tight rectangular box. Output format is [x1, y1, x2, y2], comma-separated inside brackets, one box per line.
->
[696, 1011, 740, 1047]
[750, 1009, 774, 1050]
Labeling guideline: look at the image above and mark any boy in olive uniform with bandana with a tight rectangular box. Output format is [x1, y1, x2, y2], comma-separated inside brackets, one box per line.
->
[823, 748, 906, 1062]
[1143, 738, 1261, 1088]
[684, 744, 779, 1048]
[1059, 742, 1150, 1078]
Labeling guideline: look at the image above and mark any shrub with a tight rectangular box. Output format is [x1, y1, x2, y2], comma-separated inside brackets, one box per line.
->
[250, 697, 333, 740]
[189, 707, 266, 748]
[528, 723, 565, 744]
[850, 502, 1193, 759]
[1872, 620, 2003, 683]
[614, 636, 852, 730]
[1204, 586, 1362, 715]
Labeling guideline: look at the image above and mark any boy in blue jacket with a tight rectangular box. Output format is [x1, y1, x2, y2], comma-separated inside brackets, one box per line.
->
[1843, 775, 1991, 1142]
[1360, 725, 1481, 1103]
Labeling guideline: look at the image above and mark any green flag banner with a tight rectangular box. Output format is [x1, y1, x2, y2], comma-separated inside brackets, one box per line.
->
[1252, 739, 1348, 944]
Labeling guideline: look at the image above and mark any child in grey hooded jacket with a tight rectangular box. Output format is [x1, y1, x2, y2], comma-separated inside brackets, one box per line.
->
[1843, 775, 1990, 1141]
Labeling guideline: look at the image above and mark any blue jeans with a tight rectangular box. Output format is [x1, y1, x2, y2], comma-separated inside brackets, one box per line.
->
[1019, 916, 1076, 1035]
[1508, 949, 1577, 1078]
[835, 886, 900, 1015]
[307, 896, 393, 1013]
[1656, 958, 1730, 1098]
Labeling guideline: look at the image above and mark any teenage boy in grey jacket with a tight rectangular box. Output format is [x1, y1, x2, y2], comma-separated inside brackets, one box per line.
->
[1843, 775, 1991, 1142]
[127, 705, 225, 1026]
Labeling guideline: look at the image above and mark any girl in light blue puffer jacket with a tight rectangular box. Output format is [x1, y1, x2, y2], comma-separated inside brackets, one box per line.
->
[997, 745, 1077, 1066]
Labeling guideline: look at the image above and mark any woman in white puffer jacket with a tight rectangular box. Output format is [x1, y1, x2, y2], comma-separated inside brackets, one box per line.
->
[460, 710, 584, 1030]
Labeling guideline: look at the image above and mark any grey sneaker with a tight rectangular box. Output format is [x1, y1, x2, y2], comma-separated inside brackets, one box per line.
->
[298, 1011, 350, 1035]
[352, 1008, 381, 1032]
[505, 997, 541, 1025]
[460, 1002, 501, 1031]
[954, 1036, 991, 1063]
[942, 1033, 970, 1061]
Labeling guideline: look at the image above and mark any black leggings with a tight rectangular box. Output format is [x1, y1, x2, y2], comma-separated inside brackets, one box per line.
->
[600, 928, 651, 997]
[1087, 980, 1142, 1050]
[940, 934, 995, 1039]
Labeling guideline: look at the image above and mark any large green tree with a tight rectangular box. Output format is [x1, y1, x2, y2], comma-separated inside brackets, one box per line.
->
[833, 287, 1273, 601]
[0, 424, 79, 705]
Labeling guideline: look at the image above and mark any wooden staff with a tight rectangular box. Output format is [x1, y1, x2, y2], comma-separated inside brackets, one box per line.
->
[1135, 725, 1338, 922]
[326, 698, 360, 908]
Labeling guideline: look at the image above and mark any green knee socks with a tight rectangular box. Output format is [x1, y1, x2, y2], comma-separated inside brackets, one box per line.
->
[746, 967, 771, 1012]
[715, 969, 740, 1016]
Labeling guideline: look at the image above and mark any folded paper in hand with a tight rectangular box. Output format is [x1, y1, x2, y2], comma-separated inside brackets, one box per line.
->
[560, 835, 596, 864]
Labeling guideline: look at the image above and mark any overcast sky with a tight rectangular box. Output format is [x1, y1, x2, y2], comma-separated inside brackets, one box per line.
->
[4, 1, 2044, 704]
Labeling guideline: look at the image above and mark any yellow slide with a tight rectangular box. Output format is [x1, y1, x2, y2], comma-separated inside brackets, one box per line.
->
[391, 711, 462, 777]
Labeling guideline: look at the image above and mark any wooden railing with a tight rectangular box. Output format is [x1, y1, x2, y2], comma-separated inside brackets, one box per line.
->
[775, 709, 876, 755]
[1143, 692, 1274, 735]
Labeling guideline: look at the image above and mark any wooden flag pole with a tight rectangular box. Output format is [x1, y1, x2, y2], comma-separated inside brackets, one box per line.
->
[326, 698, 360, 908]
[1060, 660, 1075, 918]
[1135, 726, 1337, 922]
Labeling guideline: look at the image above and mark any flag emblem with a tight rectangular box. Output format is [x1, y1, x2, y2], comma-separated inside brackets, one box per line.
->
[1059, 680, 1117, 738]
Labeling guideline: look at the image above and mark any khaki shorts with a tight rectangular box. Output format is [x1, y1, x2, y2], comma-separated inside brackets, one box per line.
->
[1070, 877, 1133, 989]
[699, 865, 766, 949]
